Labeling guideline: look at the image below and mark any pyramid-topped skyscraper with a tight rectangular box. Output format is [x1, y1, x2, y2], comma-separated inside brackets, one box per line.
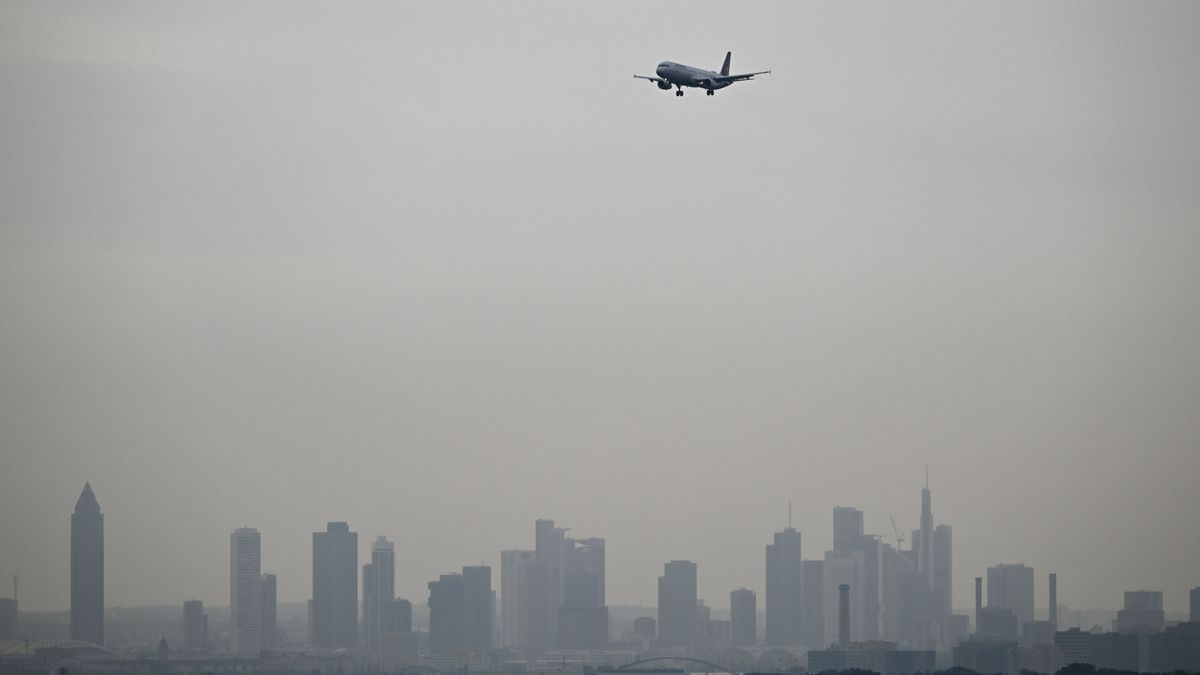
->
[71, 482, 104, 644]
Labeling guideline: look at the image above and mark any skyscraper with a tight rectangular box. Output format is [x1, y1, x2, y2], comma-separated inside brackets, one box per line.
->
[918, 479, 935, 589]
[987, 564, 1035, 627]
[182, 600, 207, 650]
[260, 573, 277, 651]
[500, 549, 537, 648]
[428, 566, 492, 655]
[559, 537, 607, 649]
[801, 560, 826, 647]
[731, 588, 757, 647]
[230, 527, 262, 656]
[765, 525, 803, 646]
[534, 519, 566, 645]
[832, 507, 864, 555]
[363, 536, 395, 653]
[70, 483, 104, 645]
[657, 560, 697, 647]
[312, 522, 358, 649]
[1191, 587, 1199, 623]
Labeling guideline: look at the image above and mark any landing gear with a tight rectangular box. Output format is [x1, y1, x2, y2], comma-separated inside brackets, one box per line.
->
[706, 89, 714, 96]
[675, 89, 684, 97]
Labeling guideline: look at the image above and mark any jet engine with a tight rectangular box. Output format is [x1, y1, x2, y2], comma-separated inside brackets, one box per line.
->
[657, 80, 672, 90]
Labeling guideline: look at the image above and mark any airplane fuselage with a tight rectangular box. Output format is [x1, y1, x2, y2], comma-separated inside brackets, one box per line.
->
[656, 61, 734, 90]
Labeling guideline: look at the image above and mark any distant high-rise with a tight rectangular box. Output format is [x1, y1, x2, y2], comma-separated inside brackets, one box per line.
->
[70, 483, 104, 645]
[428, 566, 492, 655]
[1116, 590, 1164, 633]
[363, 536, 395, 653]
[500, 549, 537, 648]
[832, 507, 864, 555]
[230, 527, 262, 656]
[918, 479, 935, 589]
[765, 525, 803, 646]
[657, 560, 697, 647]
[260, 573, 277, 651]
[933, 525, 952, 619]
[534, 519, 566, 645]
[633, 616, 656, 639]
[182, 600, 207, 650]
[0, 596, 16, 642]
[987, 564, 1035, 627]
[312, 522, 358, 649]
[801, 560, 825, 647]
[559, 536, 607, 649]
[1191, 587, 1200, 623]
[731, 588, 756, 646]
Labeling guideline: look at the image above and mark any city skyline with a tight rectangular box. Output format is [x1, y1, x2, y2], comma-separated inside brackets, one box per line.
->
[2, 477, 1198, 616]
[3, 1, 1199, 622]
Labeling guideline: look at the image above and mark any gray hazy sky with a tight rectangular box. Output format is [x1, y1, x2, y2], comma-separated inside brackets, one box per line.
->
[2, 1, 1199, 614]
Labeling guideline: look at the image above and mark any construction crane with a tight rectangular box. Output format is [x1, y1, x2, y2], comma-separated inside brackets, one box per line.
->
[889, 514, 906, 550]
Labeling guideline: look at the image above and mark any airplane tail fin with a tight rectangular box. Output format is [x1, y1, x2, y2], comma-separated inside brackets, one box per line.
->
[720, 51, 731, 76]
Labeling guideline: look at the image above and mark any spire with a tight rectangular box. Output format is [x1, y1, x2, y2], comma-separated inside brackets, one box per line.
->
[74, 482, 101, 514]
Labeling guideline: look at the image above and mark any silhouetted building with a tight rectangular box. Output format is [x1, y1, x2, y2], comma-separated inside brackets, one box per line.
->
[382, 598, 412, 633]
[230, 527, 262, 656]
[1116, 590, 1164, 633]
[312, 522, 358, 649]
[1149, 621, 1200, 672]
[633, 616, 656, 640]
[182, 600, 207, 650]
[954, 639, 1018, 675]
[1049, 573, 1058, 627]
[657, 560, 697, 647]
[810, 642, 936, 675]
[1191, 586, 1200, 622]
[987, 564, 1034, 627]
[0, 598, 15, 641]
[730, 588, 756, 646]
[71, 483, 104, 645]
[977, 606, 1019, 642]
[534, 519, 566, 646]
[833, 507, 864, 555]
[765, 526, 802, 646]
[500, 549, 537, 648]
[260, 573, 277, 650]
[801, 559, 825, 647]
[363, 536, 395, 653]
[558, 606, 609, 649]
[560, 536, 607, 649]
[838, 584, 851, 646]
[428, 565, 492, 655]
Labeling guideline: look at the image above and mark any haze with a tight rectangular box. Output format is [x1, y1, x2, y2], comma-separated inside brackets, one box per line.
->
[1, 1, 1199, 615]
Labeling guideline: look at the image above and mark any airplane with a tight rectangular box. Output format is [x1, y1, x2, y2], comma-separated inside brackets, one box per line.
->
[634, 51, 770, 97]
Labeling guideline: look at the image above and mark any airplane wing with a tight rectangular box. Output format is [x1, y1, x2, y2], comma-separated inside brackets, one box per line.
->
[710, 70, 771, 83]
[633, 74, 669, 85]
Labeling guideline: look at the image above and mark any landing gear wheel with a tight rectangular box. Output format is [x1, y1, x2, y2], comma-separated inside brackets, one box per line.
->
[706, 89, 714, 96]
[676, 90, 684, 97]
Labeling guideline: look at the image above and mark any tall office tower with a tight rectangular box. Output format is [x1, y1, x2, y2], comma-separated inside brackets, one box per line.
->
[230, 527, 263, 656]
[260, 574, 277, 650]
[1049, 574, 1058, 626]
[312, 522, 358, 649]
[731, 588, 757, 646]
[880, 544, 917, 646]
[428, 566, 492, 654]
[987, 564, 1035, 627]
[1191, 587, 1199, 623]
[559, 537, 607, 649]
[70, 483, 104, 644]
[765, 525, 803, 646]
[534, 519, 566, 644]
[182, 600, 207, 650]
[832, 507, 864, 555]
[918, 477, 934, 589]
[658, 560, 698, 647]
[933, 525, 952, 619]
[383, 598, 413, 633]
[363, 536, 396, 653]
[801, 560, 826, 647]
[562, 537, 605, 607]
[500, 549, 537, 647]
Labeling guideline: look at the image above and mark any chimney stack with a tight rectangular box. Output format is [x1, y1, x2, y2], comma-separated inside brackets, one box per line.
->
[975, 576, 983, 634]
[838, 584, 851, 646]
[1049, 573, 1058, 627]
